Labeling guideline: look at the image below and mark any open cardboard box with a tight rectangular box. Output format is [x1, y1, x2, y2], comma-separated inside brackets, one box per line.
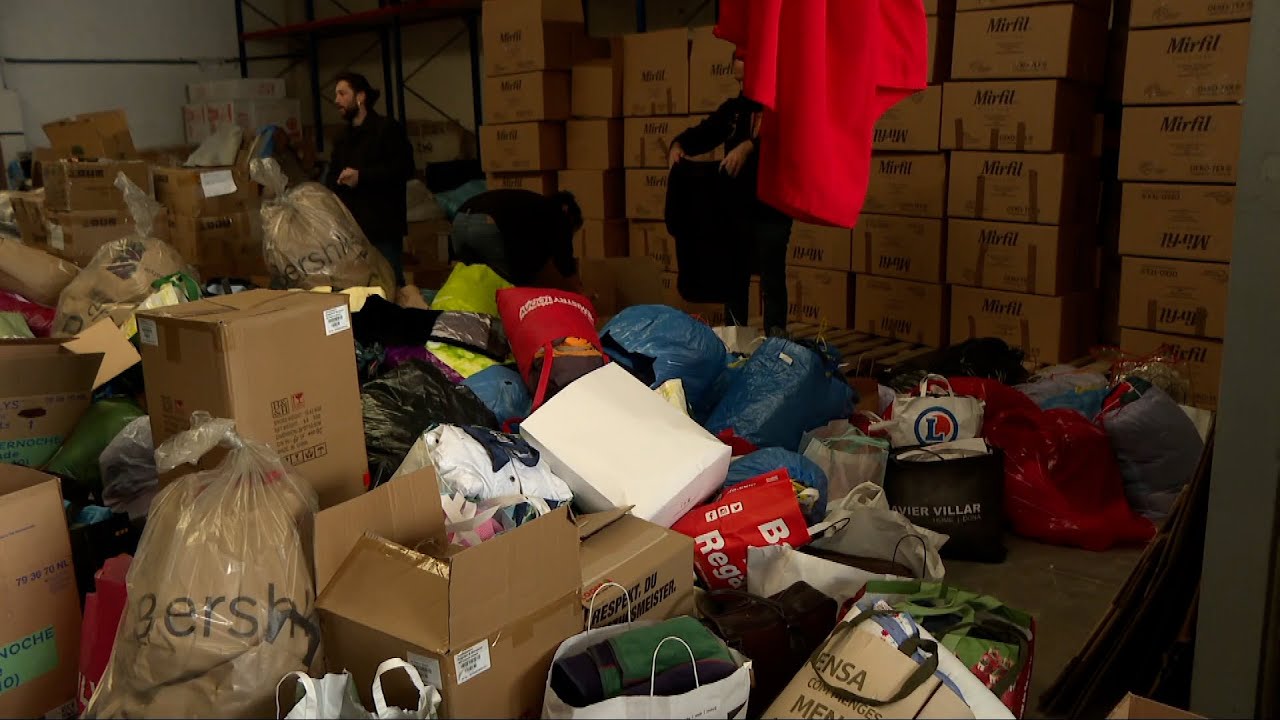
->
[42, 109, 137, 160]
[576, 506, 694, 630]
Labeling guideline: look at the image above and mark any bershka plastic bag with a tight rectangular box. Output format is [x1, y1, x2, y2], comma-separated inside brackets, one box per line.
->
[279, 659, 441, 719]
[251, 157, 396, 298]
[53, 172, 195, 336]
[84, 413, 321, 719]
[601, 305, 729, 415]
[871, 375, 985, 448]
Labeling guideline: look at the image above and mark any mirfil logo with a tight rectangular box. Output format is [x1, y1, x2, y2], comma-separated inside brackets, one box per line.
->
[914, 406, 960, 444]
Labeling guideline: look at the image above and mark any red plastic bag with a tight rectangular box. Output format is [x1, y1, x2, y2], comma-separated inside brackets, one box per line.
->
[497, 288, 606, 409]
[0, 290, 55, 337]
[672, 469, 812, 590]
[78, 554, 132, 713]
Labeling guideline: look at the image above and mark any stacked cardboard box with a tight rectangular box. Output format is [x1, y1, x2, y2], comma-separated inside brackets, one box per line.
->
[1112, 1, 1250, 409]
[562, 48, 627, 263]
[936, 0, 1107, 365]
[184, 77, 301, 145]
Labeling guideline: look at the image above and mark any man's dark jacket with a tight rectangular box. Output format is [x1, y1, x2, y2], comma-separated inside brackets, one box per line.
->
[325, 109, 414, 242]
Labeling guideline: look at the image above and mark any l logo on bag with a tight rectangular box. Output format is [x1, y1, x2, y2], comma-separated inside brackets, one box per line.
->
[914, 407, 959, 444]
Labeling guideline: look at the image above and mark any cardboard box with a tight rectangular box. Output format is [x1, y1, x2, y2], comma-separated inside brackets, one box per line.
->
[957, 0, 1109, 8]
[580, 257, 668, 320]
[571, 59, 623, 118]
[578, 508, 695, 629]
[481, 0, 602, 77]
[557, 169, 624, 219]
[927, 15, 955, 84]
[1123, 22, 1251, 104]
[863, 153, 949, 218]
[47, 207, 170, 267]
[207, 98, 302, 142]
[1119, 183, 1235, 263]
[951, 286, 1093, 364]
[42, 109, 136, 160]
[941, 80, 1094, 152]
[952, 5, 1108, 83]
[405, 219, 452, 267]
[167, 210, 257, 276]
[1108, 693, 1205, 719]
[574, 219, 628, 259]
[0, 465, 81, 719]
[854, 275, 948, 346]
[153, 165, 257, 217]
[657, 272, 761, 326]
[874, 85, 943, 152]
[188, 77, 287, 102]
[624, 116, 696, 168]
[316, 467, 583, 719]
[406, 120, 476, 165]
[486, 172, 558, 194]
[566, 119, 623, 169]
[0, 340, 102, 466]
[43, 159, 151, 212]
[947, 218, 1081, 295]
[10, 192, 48, 244]
[1118, 104, 1242, 183]
[479, 122, 566, 173]
[482, 71, 571, 124]
[624, 168, 668, 220]
[1119, 329, 1223, 410]
[622, 29, 691, 117]
[852, 214, 946, 283]
[1119, 257, 1230, 338]
[629, 221, 678, 271]
[1129, 0, 1252, 28]
[689, 26, 738, 113]
[787, 267, 853, 328]
[788, 222, 853, 272]
[182, 103, 210, 145]
[137, 290, 369, 508]
[948, 151, 1097, 225]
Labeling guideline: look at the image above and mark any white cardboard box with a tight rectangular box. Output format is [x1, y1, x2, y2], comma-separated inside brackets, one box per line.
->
[188, 77, 287, 103]
[182, 103, 210, 144]
[206, 98, 301, 141]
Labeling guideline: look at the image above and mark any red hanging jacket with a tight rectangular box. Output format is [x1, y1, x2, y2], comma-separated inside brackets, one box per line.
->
[716, 0, 928, 228]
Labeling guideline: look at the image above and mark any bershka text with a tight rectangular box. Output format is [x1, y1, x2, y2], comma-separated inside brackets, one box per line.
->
[979, 228, 1020, 246]
[974, 89, 1017, 106]
[982, 298, 1024, 315]
[987, 15, 1030, 33]
[517, 294, 595, 323]
[132, 583, 314, 643]
[274, 232, 368, 287]
[1160, 114, 1213, 133]
[1167, 33, 1222, 54]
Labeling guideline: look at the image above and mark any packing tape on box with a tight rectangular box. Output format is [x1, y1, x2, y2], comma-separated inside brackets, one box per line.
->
[1027, 169, 1040, 224]
[1015, 122, 1028, 153]
[988, 127, 999, 151]
[974, 241, 989, 287]
[974, 176, 986, 218]
[1024, 244, 1038, 293]
[954, 119, 966, 150]
[504, 589, 581, 649]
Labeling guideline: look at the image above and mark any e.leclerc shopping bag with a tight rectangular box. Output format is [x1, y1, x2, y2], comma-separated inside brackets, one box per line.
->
[870, 374, 984, 448]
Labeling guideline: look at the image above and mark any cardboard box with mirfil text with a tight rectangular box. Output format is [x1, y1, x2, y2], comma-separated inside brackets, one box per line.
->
[622, 29, 691, 117]
[951, 285, 1093, 364]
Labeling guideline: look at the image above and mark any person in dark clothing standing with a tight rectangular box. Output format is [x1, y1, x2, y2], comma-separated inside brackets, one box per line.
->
[325, 72, 415, 286]
[669, 57, 793, 337]
[452, 188, 586, 292]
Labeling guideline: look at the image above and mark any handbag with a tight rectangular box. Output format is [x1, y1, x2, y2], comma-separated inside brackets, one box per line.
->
[800, 419, 891, 499]
[496, 287, 608, 410]
[697, 583, 838, 716]
[870, 374, 985, 448]
[278, 659, 441, 719]
[806, 481, 948, 580]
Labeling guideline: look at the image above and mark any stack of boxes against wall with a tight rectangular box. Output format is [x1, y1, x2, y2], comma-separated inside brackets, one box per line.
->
[403, 121, 476, 279]
[938, 0, 1108, 366]
[1111, 0, 1251, 410]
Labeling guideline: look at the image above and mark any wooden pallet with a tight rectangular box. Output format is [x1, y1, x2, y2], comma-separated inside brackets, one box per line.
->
[787, 323, 936, 378]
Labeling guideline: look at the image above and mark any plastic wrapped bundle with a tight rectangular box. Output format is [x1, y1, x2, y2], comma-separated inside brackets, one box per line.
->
[251, 157, 396, 298]
[99, 416, 159, 519]
[52, 172, 195, 336]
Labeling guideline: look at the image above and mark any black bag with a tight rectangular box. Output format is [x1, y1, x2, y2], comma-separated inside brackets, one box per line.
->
[664, 161, 740, 304]
[883, 442, 1007, 563]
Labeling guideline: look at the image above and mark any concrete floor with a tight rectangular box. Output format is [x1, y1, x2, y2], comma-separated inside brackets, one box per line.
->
[944, 535, 1147, 719]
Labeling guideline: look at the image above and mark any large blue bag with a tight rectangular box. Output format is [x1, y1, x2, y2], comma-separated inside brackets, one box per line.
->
[462, 365, 532, 424]
[725, 447, 829, 523]
[601, 305, 728, 413]
[705, 337, 854, 453]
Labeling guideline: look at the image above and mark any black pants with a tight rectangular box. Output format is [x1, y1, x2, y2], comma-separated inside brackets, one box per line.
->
[373, 235, 406, 287]
[725, 214, 792, 332]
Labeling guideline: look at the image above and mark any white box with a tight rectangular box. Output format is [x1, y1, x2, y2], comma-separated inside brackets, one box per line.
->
[206, 98, 301, 141]
[520, 363, 731, 528]
[188, 77, 287, 103]
[182, 103, 210, 144]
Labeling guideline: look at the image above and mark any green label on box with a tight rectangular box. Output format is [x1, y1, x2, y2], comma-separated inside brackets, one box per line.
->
[0, 435, 64, 468]
[0, 626, 59, 695]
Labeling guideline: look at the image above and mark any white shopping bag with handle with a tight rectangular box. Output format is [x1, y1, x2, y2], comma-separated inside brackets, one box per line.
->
[279, 659, 441, 719]
[870, 374, 984, 448]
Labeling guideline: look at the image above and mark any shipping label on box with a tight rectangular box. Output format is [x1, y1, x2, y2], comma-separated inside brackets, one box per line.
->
[578, 509, 694, 629]
[482, 71, 571, 124]
[874, 86, 943, 152]
[629, 221, 678, 271]
[624, 169, 669, 220]
[852, 213, 945, 283]
[486, 172, 559, 194]
[1119, 183, 1235, 262]
[941, 80, 1093, 152]
[1119, 257, 1230, 339]
[952, 5, 1107, 83]
[788, 222, 853, 272]
[863, 153, 949, 218]
[787, 267, 853, 328]
[689, 26, 738, 113]
[557, 169, 624, 219]
[622, 29, 691, 117]
[947, 218, 1079, 296]
[1129, 0, 1252, 28]
[854, 275, 947, 346]
[948, 151, 1096, 225]
[567, 119, 623, 169]
[154, 165, 256, 217]
[1118, 104, 1242, 183]
[480, 122, 566, 173]
[572, 59, 623, 118]
[1119, 328, 1223, 410]
[624, 116, 696, 168]
[951, 286, 1092, 364]
[575, 219, 629, 260]
[43, 159, 151, 213]
[1123, 22, 1251, 104]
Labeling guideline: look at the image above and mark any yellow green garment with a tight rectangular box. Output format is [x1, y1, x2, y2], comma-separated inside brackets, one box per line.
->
[430, 263, 511, 316]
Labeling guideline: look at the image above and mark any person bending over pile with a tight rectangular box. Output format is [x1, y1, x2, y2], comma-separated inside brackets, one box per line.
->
[451, 188, 586, 293]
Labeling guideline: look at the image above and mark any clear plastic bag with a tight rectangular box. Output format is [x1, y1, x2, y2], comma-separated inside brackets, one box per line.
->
[84, 413, 321, 719]
[52, 172, 196, 336]
[251, 157, 396, 298]
[99, 415, 159, 519]
[0, 235, 80, 307]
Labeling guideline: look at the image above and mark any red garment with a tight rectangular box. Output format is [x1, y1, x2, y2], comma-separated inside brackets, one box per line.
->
[716, 0, 928, 228]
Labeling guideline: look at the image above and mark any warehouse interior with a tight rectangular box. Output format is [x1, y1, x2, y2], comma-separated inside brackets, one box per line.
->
[0, 0, 1277, 719]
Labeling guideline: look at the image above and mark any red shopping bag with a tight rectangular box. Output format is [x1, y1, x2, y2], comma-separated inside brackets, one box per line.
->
[672, 469, 812, 590]
[78, 554, 132, 713]
[497, 287, 608, 409]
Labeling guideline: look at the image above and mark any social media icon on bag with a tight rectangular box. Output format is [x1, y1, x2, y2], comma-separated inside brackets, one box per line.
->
[914, 407, 959, 444]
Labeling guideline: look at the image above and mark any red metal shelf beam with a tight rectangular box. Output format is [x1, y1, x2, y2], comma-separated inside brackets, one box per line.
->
[240, 0, 481, 42]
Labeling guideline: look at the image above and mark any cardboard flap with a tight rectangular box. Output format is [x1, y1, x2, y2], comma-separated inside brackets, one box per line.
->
[145, 289, 320, 322]
[575, 506, 634, 540]
[0, 349, 103, 397]
[314, 467, 447, 591]
[1108, 695, 1203, 720]
[43, 109, 135, 159]
[0, 463, 60, 498]
[447, 506, 580, 644]
[62, 319, 141, 390]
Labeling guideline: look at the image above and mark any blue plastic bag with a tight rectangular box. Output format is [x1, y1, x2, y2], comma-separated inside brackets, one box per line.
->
[725, 447, 829, 523]
[705, 338, 855, 452]
[601, 305, 728, 413]
[436, 179, 489, 219]
[462, 365, 532, 424]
